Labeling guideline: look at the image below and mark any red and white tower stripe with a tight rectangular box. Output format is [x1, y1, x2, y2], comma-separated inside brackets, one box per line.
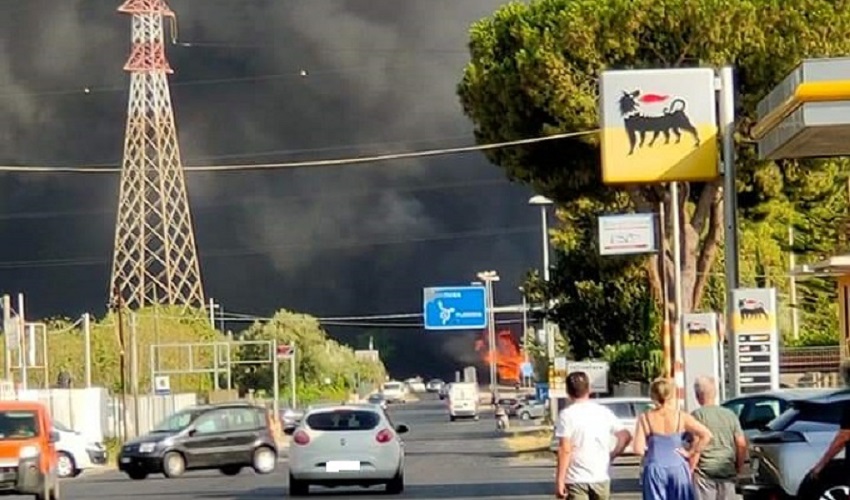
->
[110, 0, 205, 309]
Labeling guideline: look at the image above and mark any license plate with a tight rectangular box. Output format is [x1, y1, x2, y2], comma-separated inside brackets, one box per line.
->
[120, 457, 130, 464]
[326, 460, 360, 472]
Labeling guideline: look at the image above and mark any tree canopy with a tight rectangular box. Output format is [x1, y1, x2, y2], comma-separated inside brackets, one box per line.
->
[1, 307, 386, 404]
[458, 0, 850, 351]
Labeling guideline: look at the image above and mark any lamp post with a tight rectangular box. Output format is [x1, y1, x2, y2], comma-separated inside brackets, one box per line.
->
[529, 195, 556, 422]
[477, 271, 500, 404]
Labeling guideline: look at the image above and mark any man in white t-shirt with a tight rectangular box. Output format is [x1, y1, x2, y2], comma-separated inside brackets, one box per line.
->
[555, 371, 632, 499]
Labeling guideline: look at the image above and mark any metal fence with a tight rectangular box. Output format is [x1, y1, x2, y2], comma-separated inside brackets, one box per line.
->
[779, 345, 842, 374]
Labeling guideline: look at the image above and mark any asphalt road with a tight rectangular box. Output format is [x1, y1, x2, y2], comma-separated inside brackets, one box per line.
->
[43, 396, 641, 499]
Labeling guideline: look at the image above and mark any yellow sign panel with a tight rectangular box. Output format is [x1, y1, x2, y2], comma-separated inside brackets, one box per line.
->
[731, 289, 778, 335]
[599, 68, 720, 184]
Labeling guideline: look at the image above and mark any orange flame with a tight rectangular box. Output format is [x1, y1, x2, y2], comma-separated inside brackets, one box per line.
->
[474, 329, 525, 383]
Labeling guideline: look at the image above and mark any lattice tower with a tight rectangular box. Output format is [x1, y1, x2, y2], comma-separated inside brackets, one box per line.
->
[110, 0, 205, 309]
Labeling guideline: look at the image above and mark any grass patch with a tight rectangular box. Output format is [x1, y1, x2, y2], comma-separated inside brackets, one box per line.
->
[503, 430, 552, 454]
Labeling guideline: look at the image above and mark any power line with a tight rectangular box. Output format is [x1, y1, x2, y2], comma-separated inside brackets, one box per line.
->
[0, 177, 509, 222]
[0, 130, 597, 174]
[0, 224, 539, 270]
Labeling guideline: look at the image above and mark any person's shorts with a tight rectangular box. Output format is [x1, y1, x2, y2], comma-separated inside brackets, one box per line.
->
[567, 481, 610, 500]
[694, 471, 736, 500]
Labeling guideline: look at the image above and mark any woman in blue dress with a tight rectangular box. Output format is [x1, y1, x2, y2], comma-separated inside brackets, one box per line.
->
[633, 378, 713, 500]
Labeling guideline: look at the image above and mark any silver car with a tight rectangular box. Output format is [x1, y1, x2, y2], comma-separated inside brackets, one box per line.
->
[740, 389, 850, 499]
[287, 403, 409, 496]
[549, 396, 653, 455]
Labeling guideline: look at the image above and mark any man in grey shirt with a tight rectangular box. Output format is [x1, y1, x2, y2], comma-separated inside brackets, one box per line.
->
[689, 376, 748, 500]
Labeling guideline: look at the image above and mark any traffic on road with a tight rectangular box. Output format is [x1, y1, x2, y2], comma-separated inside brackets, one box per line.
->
[29, 393, 642, 499]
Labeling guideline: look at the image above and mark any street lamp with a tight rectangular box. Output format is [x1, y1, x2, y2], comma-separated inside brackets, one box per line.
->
[528, 195, 557, 422]
[476, 271, 500, 404]
[528, 195, 554, 283]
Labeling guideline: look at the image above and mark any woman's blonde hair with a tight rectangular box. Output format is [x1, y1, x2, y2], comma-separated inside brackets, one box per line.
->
[649, 377, 675, 405]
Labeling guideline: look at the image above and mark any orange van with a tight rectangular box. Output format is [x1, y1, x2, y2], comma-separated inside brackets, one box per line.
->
[0, 401, 60, 499]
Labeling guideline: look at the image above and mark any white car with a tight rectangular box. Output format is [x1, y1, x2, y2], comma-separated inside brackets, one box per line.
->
[549, 396, 654, 455]
[53, 421, 108, 478]
[380, 381, 407, 404]
[287, 404, 408, 496]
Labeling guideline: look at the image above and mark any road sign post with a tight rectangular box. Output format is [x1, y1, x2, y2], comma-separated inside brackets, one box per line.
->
[423, 286, 487, 331]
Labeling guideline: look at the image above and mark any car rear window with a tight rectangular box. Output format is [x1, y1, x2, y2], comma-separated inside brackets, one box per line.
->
[306, 410, 381, 431]
[383, 383, 401, 391]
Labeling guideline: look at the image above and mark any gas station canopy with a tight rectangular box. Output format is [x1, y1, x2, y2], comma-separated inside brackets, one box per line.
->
[754, 58, 850, 160]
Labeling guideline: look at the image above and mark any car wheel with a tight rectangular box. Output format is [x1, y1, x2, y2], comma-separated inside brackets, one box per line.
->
[814, 483, 850, 500]
[251, 446, 277, 474]
[385, 468, 404, 494]
[449, 416, 456, 422]
[289, 473, 309, 496]
[220, 465, 242, 476]
[56, 452, 76, 479]
[162, 451, 186, 478]
[127, 469, 148, 480]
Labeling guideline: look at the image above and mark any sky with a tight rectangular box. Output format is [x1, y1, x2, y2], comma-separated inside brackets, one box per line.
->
[0, 0, 544, 378]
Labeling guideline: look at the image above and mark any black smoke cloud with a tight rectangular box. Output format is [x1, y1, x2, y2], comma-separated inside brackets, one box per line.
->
[0, 0, 540, 378]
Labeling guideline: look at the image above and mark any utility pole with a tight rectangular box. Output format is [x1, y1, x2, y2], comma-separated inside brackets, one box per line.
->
[18, 294, 27, 391]
[111, 287, 129, 441]
[477, 271, 500, 405]
[130, 312, 140, 438]
[3, 294, 11, 382]
[83, 313, 92, 388]
[788, 227, 800, 340]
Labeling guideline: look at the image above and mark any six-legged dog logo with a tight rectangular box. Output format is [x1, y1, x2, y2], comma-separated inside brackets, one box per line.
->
[618, 90, 701, 155]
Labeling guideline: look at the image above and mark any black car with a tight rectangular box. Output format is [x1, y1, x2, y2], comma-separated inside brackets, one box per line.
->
[118, 402, 278, 480]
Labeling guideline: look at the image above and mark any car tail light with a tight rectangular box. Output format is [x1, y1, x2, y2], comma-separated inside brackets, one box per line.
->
[376, 429, 394, 444]
[750, 430, 806, 444]
[293, 430, 311, 446]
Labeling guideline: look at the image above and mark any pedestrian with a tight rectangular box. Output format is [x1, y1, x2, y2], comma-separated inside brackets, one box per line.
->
[802, 360, 850, 495]
[690, 376, 747, 500]
[633, 377, 712, 500]
[554, 371, 632, 499]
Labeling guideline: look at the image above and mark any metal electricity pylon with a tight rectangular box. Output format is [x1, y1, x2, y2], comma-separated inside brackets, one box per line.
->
[110, 0, 205, 309]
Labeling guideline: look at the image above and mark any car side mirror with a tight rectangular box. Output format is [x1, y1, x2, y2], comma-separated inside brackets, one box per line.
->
[49, 431, 60, 443]
[395, 424, 409, 434]
[283, 426, 296, 436]
[186, 428, 197, 437]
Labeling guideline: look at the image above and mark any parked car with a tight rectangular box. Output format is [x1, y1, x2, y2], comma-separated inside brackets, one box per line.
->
[367, 393, 388, 410]
[721, 388, 832, 439]
[426, 379, 445, 393]
[496, 398, 520, 417]
[286, 403, 409, 496]
[52, 421, 107, 478]
[381, 381, 407, 404]
[739, 389, 850, 499]
[279, 407, 304, 432]
[0, 400, 61, 499]
[515, 399, 547, 421]
[117, 402, 278, 480]
[549, 397, 653, 455]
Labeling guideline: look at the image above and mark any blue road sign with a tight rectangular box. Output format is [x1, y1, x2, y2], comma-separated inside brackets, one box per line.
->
[423, 286, 487, 331]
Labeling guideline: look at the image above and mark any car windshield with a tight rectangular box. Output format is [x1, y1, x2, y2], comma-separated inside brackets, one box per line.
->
[152, 409, 198, 433]
[768, 399, 848, 431]
[0, 411, 39, 440]
[306, 410, 381, 431]
[383, 383, 401, 391]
